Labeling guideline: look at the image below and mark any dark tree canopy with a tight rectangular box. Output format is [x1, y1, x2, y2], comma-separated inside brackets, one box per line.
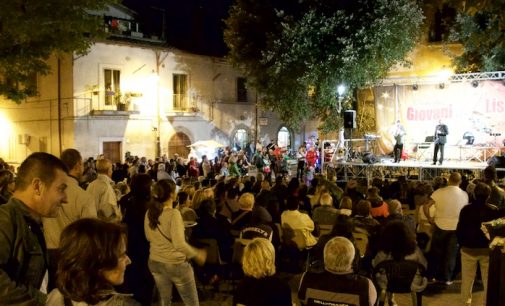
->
[224, 0, 423, 132]
[447, 0, 505, 72]
[0, 0, 117, 102]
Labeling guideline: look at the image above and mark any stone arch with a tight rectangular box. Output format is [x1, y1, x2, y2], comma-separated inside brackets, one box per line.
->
[277, 125, 293, 150]
[230, 125, 251, 151]
[168, 131, 191, 158]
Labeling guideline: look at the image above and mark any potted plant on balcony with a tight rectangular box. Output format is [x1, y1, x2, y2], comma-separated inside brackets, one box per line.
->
[115, 91, 127, 111]
[117, 92, 142, 111]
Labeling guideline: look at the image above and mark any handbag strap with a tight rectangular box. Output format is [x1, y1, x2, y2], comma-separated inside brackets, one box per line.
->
[231, 210, 250, 226]
[155, 208, 174, 243]
[157, 224, 172, 243]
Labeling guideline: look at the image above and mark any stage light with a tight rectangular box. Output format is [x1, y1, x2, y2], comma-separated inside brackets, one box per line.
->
[439, 83, 445, 89]
[412, 84, 418, 90]
[471, 80, 479, 88]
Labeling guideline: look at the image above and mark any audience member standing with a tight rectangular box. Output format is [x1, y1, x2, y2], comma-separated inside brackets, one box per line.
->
[456, 183, 504, 305]
[424, 172, 468, 284]
[144, 179, 206, 306]
[483, 165, 505, 209]
[118, 174, 154, 306]
[42, 148, 97, 291]
[0, 152, 68, 305]
[296, 145, 307, 180]
[156, 163, 172, 182]
[87, 158, 121, 222]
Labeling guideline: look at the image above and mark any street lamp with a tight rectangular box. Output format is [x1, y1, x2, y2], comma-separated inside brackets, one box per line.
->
[336, 84, 346, 113]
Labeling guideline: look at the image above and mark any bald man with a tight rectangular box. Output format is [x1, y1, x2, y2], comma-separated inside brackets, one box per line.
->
[424, 172, 468, 285]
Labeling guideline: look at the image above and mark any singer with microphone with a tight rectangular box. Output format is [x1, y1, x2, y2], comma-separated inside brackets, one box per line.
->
[433, 119, 449, 165]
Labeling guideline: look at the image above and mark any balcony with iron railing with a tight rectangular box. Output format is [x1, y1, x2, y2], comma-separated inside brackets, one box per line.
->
[75, 90, 141, 116]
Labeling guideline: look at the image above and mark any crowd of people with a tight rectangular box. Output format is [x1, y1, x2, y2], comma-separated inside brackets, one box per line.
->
[0, 146, 505, 306]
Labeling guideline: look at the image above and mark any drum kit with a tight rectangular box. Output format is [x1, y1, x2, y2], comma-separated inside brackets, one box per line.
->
[466, 111, 502, 146]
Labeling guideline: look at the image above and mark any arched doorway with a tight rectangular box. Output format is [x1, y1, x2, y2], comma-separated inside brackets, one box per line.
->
[168, 132, 191, 158]
[277, 126, 291, 149]
[232, 128, 248, 151]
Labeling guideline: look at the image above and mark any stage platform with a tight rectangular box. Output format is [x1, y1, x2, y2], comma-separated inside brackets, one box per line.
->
[326, 158, 505, 183]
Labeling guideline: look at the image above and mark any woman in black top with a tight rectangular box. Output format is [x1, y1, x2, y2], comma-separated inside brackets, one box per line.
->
[233, 238, 292, 306]
[457, 182, 504, 305]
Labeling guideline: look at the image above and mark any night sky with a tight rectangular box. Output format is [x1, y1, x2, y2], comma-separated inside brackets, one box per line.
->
[122, 0, 233, 57]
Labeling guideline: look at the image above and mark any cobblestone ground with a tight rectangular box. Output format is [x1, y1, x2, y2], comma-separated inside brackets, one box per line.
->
[170, 274, 485, 306]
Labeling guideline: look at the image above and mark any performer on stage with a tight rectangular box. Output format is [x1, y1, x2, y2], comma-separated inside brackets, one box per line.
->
[433, 119, 449, 165]
[393, 120, 406, 163]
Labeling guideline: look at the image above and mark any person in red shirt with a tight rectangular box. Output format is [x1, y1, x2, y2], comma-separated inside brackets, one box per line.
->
[188, 157, 199, 178]
[305, 146, 318, 168]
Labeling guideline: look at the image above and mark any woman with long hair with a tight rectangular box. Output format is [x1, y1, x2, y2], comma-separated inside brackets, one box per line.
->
[145, 179, 206, 306]
[47, 218, 138, 305]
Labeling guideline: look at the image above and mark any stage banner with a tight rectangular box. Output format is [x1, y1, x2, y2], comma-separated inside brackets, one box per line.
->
[375, 80, 505, 159]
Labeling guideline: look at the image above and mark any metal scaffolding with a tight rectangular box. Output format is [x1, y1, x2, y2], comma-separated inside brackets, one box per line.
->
[380, 71, 505, 86]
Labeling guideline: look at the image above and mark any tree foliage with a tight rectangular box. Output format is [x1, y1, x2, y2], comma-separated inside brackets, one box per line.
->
[0, 0, 117, 102]
[447, 0, 505, 72]
[224, 0, 423, 132]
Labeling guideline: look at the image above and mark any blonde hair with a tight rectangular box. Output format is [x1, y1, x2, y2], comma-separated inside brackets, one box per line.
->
[324, 237, 355, 273]
[242, 238, 276, 279]
[95, 159, 111, 174]
[389, 199, 402, 214]
[239, 192, 255, 210]
[320, 193, 333, 206]
[191, 189, 206, 211]
[180, 185, 196, 201]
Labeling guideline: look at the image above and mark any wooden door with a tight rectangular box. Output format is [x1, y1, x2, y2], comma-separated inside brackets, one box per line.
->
[103, 141, 121, 163]
[168, 132, 191, 158]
